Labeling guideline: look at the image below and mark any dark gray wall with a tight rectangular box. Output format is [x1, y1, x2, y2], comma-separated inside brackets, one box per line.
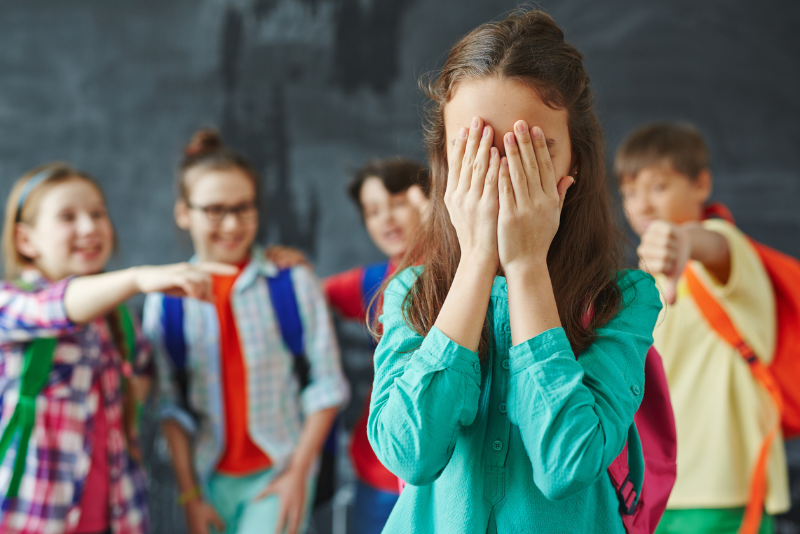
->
[1, 1, 798, 532]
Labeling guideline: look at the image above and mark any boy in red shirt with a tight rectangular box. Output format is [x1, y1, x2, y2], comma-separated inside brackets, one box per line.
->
[272, 158, 429, 533]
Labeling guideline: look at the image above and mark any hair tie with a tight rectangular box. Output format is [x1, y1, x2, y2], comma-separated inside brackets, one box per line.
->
[15, 170, 52, 222]
[184, 145, 204, 157]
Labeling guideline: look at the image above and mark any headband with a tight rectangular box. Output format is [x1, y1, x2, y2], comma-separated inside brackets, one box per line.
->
[15, 170, 52, 222]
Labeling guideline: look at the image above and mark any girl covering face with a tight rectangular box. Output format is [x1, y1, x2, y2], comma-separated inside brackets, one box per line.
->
[0, 163, 232, 534]
[367, 9, 662, 534]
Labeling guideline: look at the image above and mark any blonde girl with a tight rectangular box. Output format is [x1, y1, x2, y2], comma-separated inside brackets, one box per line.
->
[0, 163, 231, 534]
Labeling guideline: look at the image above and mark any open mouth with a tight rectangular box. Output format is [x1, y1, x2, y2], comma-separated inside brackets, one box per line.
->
[383, 228, 403, 243]
[73, 243, 104, 259]
[214, 236, 246, 250]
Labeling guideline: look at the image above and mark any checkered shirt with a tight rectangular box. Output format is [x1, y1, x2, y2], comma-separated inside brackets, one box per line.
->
[0, 270, 151, 534]
[143, 248, 349, 483]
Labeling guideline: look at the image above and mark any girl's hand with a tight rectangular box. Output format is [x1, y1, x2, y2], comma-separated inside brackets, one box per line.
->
[133, 262, 237, 302]
[255, 465, 307, 534]
[498, 121, 573, 273]
[184, 499, 226, 534]
[445, 116, 502, 269]
[265, 246, 310, 269]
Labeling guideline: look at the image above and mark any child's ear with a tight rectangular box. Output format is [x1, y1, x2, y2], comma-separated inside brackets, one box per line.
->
[14, 223, 39, 261]
[174, 199, 191, 230]
[695, 168, 713, 203]
[407, 185, 430, 215]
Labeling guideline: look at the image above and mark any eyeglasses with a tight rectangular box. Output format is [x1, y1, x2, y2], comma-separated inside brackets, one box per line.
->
[187, 201, 257, 224]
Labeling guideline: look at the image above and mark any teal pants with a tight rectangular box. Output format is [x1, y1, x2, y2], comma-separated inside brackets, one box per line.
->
[657, 508, 774, 534]
[206, 468, 316, 534]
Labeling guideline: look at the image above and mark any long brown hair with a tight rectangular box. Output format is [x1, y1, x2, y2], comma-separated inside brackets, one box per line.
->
[381, 9, 626, 356]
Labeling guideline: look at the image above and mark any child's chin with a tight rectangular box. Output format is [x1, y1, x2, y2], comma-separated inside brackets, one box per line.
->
[211, 246, 250, 264]
[70, 257, 109, 276]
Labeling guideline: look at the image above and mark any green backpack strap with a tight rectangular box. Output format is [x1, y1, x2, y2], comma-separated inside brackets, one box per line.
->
[116, 304, 136, 364]
[115, 303, 145, 430]
[0, 337, 57, 498]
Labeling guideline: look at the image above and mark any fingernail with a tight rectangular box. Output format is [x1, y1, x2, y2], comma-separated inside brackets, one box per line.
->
[490, 147, 498, 158]
[483, 126, 490, 138]
[458, 127, 468, 139]
[532, 126, 543, 139]
[471, 117, 479, 129]
[501, 157, 508, 167]
[516, 121, 527, 133]
[505, 133, 516, 145]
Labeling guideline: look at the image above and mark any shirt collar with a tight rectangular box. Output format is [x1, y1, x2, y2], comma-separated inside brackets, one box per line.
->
[188, 245, 279, 292]
[235, 245, 279, 292]
[19, 268, 50, 289]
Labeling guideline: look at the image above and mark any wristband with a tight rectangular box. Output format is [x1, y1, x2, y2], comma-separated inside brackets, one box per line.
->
[177, 485, 201, 505]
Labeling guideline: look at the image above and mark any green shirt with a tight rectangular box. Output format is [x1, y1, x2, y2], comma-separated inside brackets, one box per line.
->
[368, 268, 661, 533]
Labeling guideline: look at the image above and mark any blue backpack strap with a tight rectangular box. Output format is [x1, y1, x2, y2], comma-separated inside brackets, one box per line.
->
[162, 296, 187, 369]
[268, 268, 338, 508]
[361, 261, 390, 310]
[161, 295, 198, 421]
[267, 269, 310, 390]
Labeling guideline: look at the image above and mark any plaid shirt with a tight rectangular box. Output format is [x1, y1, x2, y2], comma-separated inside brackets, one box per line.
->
[0, 270, 151, 534]
[143, 248, 349, 483]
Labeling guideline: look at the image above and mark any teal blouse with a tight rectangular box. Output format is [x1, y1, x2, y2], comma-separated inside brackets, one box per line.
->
[368, 268, 661, 533]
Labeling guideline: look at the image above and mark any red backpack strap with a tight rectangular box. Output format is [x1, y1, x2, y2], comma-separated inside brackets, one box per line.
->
[702, 202, 735, 224]
[684, 265, 782, 534]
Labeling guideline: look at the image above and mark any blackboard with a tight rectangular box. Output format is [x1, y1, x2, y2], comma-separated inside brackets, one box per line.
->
[0, 1, 798, 532]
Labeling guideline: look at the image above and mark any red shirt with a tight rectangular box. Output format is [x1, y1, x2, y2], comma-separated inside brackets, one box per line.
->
[214, 263, 272, 475]
[75, 381, 110, 533]
[324, 262, 398, 493]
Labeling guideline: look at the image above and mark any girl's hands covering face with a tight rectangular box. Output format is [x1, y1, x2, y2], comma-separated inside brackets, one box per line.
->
[444, 116, 501, 269]
[497, 121, 574, 272]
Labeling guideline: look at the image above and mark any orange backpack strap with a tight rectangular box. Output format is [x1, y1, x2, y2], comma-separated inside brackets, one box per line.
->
[684, 265, 782, 534]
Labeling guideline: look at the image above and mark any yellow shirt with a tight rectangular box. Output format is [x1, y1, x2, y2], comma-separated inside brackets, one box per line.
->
[654, 219, 789, 514]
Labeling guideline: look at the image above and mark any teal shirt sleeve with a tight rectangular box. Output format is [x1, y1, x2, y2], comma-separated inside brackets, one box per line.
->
[506, 270, 662, 500]
[367, 269, 483, 486]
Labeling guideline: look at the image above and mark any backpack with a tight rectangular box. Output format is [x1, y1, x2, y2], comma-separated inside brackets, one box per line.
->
[362, 261, 391, 321]
[606, 347, 677, 534]
[160, 267, 337, 507]
[683, 202, 800, 533]
[0, 301, 136, 499]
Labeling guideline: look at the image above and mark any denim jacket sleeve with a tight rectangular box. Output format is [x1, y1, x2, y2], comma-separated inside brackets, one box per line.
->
[506, 270, 662, 500]
[367, 268, 482, 486]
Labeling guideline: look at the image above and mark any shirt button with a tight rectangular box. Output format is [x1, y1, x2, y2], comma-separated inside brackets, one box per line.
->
[631, 385, 641, 396]
[492, 440, 503, 451]
[499, 403, 507, 414]
[502, 359, 510, 370]
[473, 362, 481, 373]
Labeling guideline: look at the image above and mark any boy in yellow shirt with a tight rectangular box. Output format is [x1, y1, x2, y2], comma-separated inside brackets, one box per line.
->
[616, 123, 790, 533]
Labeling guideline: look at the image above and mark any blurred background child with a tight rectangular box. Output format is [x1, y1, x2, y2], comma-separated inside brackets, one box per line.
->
[617, 122, 790, 533]
[0, 163, 230, 534]
[323, 159, 428, 534]
[144, 130, 349, 534]
[268, 158, 429, 534]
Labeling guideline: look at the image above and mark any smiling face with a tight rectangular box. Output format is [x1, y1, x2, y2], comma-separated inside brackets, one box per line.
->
[174, 166, 258, 264]
[360, 177, 424, 261]
[16, 178, 114, 280]
[443, 77, 574, 180]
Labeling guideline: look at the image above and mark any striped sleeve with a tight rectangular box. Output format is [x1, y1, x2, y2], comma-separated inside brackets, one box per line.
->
[292, 265, 350, 416]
